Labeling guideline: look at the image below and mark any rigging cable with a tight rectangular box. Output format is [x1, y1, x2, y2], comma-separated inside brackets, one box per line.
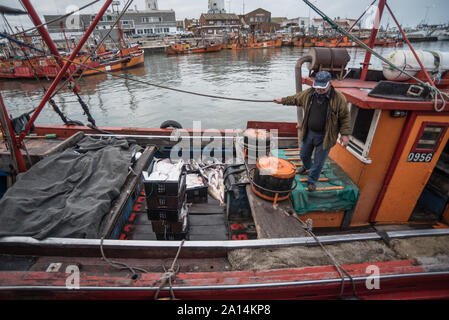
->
[282, 208, 358, 299]
[47, 54, 275, 103]
[50, 0, 135, 98]
[13, 0, 100, 37]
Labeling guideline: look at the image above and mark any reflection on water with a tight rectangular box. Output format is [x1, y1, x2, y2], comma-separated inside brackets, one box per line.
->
[1, 42, 449, 129]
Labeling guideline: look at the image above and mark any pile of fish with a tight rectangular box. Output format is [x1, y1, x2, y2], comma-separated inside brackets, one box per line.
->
[188, 158, 225, 206]
[186, 173, 206, 189]
[143, 158, 184, 181]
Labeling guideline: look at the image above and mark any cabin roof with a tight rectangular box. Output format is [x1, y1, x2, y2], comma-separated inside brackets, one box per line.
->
[303, 77, 449, 112]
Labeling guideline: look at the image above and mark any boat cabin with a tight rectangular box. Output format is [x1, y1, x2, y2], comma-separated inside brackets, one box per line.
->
[0, 0, 449, 300]
[298, 51, 449, 228]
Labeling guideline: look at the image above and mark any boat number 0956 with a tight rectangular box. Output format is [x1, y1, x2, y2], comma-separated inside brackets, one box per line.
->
[407, 152, 433, 162]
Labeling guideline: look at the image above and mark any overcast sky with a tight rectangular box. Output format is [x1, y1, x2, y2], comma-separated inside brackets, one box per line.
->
[2, 0, 449, 30]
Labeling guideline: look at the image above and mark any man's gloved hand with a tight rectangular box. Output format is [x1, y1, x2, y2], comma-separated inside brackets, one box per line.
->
[340, 135, 349, 148]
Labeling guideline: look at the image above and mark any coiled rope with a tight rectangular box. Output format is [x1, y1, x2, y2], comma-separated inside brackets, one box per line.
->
[153, 239, 185, 300]
[100, 237, 148, 276]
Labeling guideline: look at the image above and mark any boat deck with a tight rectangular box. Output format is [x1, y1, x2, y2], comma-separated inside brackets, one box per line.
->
[0, 137, 65, 171]
[122, 194, 236, 241]
[0, 132, 360, 241]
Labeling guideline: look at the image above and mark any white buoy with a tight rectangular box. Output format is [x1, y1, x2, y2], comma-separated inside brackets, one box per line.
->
[382, 50, 449, 81]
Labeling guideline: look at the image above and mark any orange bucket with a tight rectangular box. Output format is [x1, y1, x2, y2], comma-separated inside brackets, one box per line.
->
[251, 156, 297, 202]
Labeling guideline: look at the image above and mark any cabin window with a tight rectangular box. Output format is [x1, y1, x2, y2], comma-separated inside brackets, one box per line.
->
[347, 103, 381, 163]
[413, 123, 448, 152]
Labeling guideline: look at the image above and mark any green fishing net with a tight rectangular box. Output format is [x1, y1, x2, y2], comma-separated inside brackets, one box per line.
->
[270, 149, 359, 215]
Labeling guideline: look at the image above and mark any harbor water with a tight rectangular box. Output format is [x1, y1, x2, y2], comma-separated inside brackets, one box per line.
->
[1, 41, 449, 130]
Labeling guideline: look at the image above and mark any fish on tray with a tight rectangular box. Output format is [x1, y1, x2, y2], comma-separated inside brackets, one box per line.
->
[189, 158, 225, 206]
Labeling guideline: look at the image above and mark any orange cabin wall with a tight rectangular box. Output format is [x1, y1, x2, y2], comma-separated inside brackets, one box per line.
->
[329, 110, 406, 226]
[374, 114, 449, 223]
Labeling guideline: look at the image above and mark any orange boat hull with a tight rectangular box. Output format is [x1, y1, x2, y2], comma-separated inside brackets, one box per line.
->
[166, 44, 223, 55]
[79, 50, 145, 76]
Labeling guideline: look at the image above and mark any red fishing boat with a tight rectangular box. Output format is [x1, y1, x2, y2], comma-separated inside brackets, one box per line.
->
[166, 42, 223, 55]
[0, 7, 144, 79]
[247, 36, 283, 49]
[0, 46, 144, 79]
[0, 0, 449, 301]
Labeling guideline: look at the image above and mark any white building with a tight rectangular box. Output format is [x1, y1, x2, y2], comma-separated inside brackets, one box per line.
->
[146, 0, 158, 11]
[280, 17, 310, 29]
[208, 0, 226, 14]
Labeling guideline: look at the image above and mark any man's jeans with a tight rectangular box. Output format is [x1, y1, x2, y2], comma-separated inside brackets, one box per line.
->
[300, 130, 330, 184]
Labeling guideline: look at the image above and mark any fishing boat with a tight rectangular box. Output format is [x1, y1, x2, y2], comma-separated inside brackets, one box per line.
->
[0, 46, 144, 79]
[224, 35, 249, 50]
[247, 35, 283, 49]
[0, 6, 144, 79]
[166, 42, 223, 55]
[72, 45, 144, 76]
[0, 0, 449, 301]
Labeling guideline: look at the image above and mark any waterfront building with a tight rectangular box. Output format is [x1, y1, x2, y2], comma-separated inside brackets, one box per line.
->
[243, 8, 280, 33]
[184, 18, 201, 35]
[208, 0, 226, 14]
[199, 13, 241, 35]
[44, 2, 176, 38]
[145, 0, 158, 10]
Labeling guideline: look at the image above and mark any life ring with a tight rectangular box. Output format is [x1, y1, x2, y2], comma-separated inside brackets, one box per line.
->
[160, 120, 182, 129]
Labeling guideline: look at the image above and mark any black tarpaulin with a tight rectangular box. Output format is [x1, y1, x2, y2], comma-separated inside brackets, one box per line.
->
[0, 136, 139, 240]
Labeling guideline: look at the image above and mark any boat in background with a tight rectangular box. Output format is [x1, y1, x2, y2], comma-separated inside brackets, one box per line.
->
[437, 31, 449, 41]
[0, 45, 144, 79]
[247, 36, 282, 49]
[0, 0, 449, 301]
[166, 41, 223, 55]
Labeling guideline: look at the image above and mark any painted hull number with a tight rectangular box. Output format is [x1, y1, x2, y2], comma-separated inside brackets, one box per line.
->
[407, 152, 433, 162]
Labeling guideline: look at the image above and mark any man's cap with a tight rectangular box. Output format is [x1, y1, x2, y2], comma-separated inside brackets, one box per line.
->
[313, 71, 331, 89]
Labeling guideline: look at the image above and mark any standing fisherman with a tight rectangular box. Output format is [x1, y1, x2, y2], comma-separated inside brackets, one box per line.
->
[274, 71, 351, 191]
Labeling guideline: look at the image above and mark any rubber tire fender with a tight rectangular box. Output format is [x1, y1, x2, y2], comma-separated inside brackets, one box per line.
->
[160, 120, 183, 129]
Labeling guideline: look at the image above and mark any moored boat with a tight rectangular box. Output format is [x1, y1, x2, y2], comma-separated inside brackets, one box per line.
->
[166, 42, 223, 55]
[0, 0, 449, 301]
[0, 46, 144, 79]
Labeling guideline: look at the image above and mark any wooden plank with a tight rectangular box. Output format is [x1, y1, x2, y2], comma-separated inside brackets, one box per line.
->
[189, 226, 229, 240]
[189, 214, 226, 226]
[101, 146, 156, 238]
[245, 184, 308, 239]
[189, 198, 226, 215]
[298, 211, 345, 228]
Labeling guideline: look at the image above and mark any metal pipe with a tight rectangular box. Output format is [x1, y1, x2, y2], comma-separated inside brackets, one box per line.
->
[20, 0, 80, 93]
[295, 55, 312, 148]
[20, 0, 65, 69]
[360, 0, 386, 81]
[17, 0, 113, 145]
[335, 0, 377, 47]
[13, 0, 100, 37]
[0, 93, 27, 172]
[1, 228, 447, 253]
[1, 271, 449, 292]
